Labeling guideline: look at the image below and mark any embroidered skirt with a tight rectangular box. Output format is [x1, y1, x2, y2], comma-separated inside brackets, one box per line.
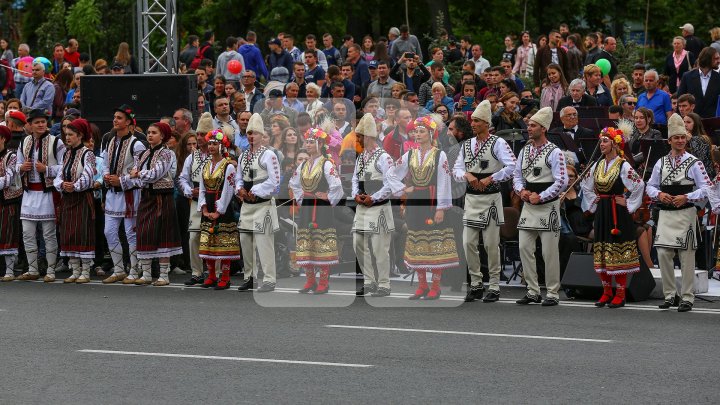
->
[592, 197, 640, 275]
[403, 189, 459, 271]
[0, 201, 21, 255]
[136, 189, 183, 259]
[59, 191, 96, 259]
[199, 192, 241, 260]
[295, 198, 338, 267]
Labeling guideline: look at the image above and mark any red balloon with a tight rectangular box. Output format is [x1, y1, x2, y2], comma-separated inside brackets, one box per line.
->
[227, 59, 242, 75]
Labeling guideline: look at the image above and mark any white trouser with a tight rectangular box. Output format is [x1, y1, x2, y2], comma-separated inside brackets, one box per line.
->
[464, 222, 501, 291]
[22, 220, 57, 275]
[353, 231, 392, 289]
[189, 231, 202, 277]
[657, 247, 696, 303]
[240, 231, 276, 284]
[104, 215, 137, 274]
[518, 229, 561, 299]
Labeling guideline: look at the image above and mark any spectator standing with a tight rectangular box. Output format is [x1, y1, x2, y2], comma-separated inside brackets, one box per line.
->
[216, 36, 245, 82]
[113, 42, 138, 74]
[20, 62, 55, 114]
[664, 36, 696, 94]
[636, 70, 673, 125]
[677, 47, 720, 118]
[268, 37, 294, 74]
[679, 23, 706, 57]
[322, 33, 342, 67]
[239, 31, 268, 81]
[64, 39, 80, 67]
[389, 25, 423, 62]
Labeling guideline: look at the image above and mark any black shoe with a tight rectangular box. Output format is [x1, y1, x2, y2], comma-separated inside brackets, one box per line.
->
[516, 294, 542, 305]
[356, 284, 376, 296]
[370, 287, 391, 297]
[607, 300, 625, 309]
[482, 290, 500, 303]
[677, 301, 693, 312]
[237, 277, 254, 291]
[464, 286, 484, 302]
[298, 283, 317, 294]
[408, 288, 430, 300]
[256, 282, 276, 293]
[184, 275, 204, 286]
[541, 297, 560, 306]
[658, 295, 680, 309]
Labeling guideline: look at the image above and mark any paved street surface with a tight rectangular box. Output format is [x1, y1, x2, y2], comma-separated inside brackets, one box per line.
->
[2, 275, 720, 404]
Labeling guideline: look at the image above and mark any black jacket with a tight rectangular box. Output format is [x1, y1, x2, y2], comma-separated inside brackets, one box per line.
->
[389, 63, 430, 94]
[664, 51, 696, 94]
[677, 69, 720, 118]
[556, 94, 598, 111]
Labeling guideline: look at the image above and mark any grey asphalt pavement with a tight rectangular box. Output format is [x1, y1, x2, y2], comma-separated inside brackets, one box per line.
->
[1, 276, 719, 404]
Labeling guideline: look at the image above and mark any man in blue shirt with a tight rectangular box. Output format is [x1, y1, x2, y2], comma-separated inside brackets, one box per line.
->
[322, 33, 342, 67]
[345, 44, 369, 104]
[20, 62, 55, 115]
[636, 70, 673, 125]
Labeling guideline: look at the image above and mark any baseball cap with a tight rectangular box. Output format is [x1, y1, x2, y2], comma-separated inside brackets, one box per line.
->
[268, 89, 283, 98]
[679, 23, 694, 33]
[267, 38, 281, 46]
[368, 60, 378, 69]
[111, 61, 124, 70]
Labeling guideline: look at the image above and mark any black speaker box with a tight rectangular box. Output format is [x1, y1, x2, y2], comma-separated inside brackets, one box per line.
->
[80, 74, 198, 133]
[561, 252, 656, 302]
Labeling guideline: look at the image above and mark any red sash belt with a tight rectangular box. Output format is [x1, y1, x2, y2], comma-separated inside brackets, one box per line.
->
[598, 194, 621, 235]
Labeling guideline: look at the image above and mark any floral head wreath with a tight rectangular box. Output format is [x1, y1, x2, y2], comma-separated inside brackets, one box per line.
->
[205, 128, 231, 149]
[303, 127, 328, 142]
[599, 126, 626, 156]
[413, 116, 439, 139]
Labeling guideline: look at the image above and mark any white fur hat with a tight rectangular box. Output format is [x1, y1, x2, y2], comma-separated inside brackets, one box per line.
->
[246, 113, 265, 135]
[471, 100, 492, 123]
[667, 113, 687, 138]
[530, 106, 553, 130]
[355, 113, 378, 138]
[195, 112, 214, 135]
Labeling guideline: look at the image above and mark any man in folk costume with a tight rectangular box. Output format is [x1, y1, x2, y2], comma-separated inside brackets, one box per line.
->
[646, 113, 712, 312]
[452, 100, 516, 303]
[289, 127, 344, 294]
[352, 113, 403, 297]
[580, 123, 645, 308]
[15, 108, 65, 282]
[179, 112, 212, 285]
[512, 107, 569, 306]
[0, 126, 23, 282]
[101, 105, 146, 283]
[54, 119, 97, 284]
[236, 113, 281, 293]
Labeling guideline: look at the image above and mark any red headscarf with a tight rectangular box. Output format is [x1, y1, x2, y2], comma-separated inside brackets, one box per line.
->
[67, 118, 92, 142]
[153, 122, 173, 143]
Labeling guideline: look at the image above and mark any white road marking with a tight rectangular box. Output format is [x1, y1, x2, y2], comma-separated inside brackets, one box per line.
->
[78, 349, 373, 368]
[325, 325, 613, 343]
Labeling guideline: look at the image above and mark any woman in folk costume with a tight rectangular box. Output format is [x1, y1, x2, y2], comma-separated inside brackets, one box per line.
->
[394, 116, 459, 300]
[123, 122, 182, 286]
[581, 123, 645, 308]
[289, 127, 344, 294]
[53, 119, 97, 283]
[0, 126, 22, 282]
[198, 129, 242, 290]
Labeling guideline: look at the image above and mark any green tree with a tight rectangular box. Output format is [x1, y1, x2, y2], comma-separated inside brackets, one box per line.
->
[34, 0, 66, 57]
[65, 0, 102, 60]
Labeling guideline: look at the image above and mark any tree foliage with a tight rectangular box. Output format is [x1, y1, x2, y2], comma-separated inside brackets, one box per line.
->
[65, 0, 102, 58]
[33, 0, 66, 57]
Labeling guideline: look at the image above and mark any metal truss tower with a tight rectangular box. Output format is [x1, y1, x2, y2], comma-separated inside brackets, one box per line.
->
[136, 0, 178, 73]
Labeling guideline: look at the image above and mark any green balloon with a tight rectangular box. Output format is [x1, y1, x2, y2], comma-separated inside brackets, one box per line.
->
[596, 58, 611, 76]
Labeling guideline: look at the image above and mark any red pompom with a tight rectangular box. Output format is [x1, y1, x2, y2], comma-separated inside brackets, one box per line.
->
[610, 228, 620, 235]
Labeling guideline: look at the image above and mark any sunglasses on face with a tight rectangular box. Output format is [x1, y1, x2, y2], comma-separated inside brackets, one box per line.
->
[625, 101, 636, 105]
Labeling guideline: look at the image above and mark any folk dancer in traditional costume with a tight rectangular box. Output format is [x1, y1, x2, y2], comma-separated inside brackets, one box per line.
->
[580, 125, 645, 308]
[646, 113, 713, 312]
[289, 127, 344, 294]
[352, 113, 402, 297]
[236, 113, 281, 293]
[101, 105, 146, 283]
[0, 126, 22, 282]
[512, 107, 568, 306]
[124, 122, 183, 286]
[452, 100, 517, 302]
[179, 126, 210, 285]
[393, 116, 459, 300]
[198, 129, 242, 289]
[54, 119, 97, 284]
[16, 108, 65, 282]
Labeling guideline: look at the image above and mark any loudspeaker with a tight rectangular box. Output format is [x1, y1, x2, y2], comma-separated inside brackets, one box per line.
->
[80, 74, 198, 133]
[561, 252, 656, 302]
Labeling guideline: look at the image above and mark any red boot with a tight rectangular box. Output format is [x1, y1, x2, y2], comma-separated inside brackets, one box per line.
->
[409, 270, 429, 300]
[215, 261, 232, 290]
[609, 274, 627, 308]
[298, 267, 317, 293]
[202, 260, 218, 288]
[425, 270, 442, 300]
[315, 266, 330, 294]
[595, 272, 613, 307]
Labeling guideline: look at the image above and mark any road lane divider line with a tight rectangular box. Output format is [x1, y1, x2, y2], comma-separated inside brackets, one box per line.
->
[78, 349, 374, 368]
[325, 325, 613, 343]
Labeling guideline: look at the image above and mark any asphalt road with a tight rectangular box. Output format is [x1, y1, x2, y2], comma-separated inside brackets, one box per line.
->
[1, 276, 719, 404]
